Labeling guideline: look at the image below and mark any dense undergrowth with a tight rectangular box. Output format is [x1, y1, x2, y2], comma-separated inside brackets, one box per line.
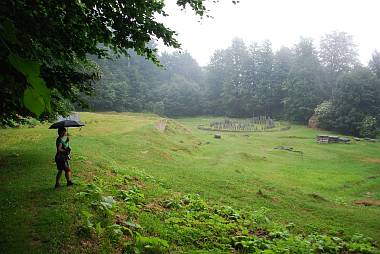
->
[75, 166, 379, 254]
[0, 115, 41, 128]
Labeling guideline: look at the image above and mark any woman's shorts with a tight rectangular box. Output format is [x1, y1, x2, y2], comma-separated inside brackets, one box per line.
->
[55, 158, 70, 172]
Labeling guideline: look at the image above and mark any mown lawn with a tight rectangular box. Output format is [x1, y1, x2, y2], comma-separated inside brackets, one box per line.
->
[0, 112, 379, 253]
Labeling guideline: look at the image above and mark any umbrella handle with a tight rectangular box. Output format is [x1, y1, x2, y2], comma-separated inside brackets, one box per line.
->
[66, 129, 70, 143]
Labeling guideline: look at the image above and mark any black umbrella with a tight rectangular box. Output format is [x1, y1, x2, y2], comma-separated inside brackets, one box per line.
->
[49, 120, 85, 129]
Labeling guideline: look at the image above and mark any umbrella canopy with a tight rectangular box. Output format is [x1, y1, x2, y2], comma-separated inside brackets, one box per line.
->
[49, 120, 85, 129]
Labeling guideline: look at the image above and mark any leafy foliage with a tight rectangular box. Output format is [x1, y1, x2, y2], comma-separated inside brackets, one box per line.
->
[74, 165, 380, 253]
[359, 116, 378, 138]
[0, 0, 212, 120]
[331, 68, 380, 136]
[315, 101, 335, 129]
[313, 68, 380, 136]
[130, 235, 169, 254]
[0, 114, 40, 128]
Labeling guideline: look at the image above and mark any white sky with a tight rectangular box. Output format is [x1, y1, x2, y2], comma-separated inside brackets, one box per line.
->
[157, 0, 380, 66]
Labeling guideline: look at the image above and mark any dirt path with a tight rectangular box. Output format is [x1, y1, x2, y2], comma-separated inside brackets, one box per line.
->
[155, 118, 168, 132]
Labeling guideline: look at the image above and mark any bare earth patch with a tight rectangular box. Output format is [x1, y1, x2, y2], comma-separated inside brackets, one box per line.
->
[253, 228, 270, 238]
[78, 239, 100, 253]
[143, 202, 167, 212]
[170, 146, 192, 154]
[360, 157, 380, 164]
[130, 176, 145, 188]
[354, 199, 380, 206]
[159, 151, 174, 160]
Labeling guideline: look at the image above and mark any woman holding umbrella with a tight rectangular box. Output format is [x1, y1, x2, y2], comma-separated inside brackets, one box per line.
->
[50, 118, 84, 188]
[55, 127, 73, 188]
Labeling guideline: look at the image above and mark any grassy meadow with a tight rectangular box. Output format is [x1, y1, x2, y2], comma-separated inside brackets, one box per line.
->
[0, 112, 379, 253]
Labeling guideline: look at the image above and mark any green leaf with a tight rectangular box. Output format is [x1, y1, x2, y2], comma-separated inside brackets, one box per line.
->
[8, 54, 40, 79]
[9, 54, 51, 114]
[28, 76, 49, 96]
[27, 75, 51, 112]
[95, 222, 104, 235]
[76, 192, 88, 197]
[23, 88, 45, 117]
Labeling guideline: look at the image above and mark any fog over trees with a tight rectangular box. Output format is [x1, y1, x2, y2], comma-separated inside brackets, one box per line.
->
[87, 32, 380, 137]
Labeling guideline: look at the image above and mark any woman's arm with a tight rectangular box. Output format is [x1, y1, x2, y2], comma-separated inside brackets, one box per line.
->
[57, 143, 66, 153]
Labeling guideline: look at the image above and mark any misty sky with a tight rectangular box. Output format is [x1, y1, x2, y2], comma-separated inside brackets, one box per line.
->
[157, 0, 380, 66]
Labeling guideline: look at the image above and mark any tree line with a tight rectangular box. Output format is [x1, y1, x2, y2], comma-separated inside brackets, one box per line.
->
[87, 32, 380, 137]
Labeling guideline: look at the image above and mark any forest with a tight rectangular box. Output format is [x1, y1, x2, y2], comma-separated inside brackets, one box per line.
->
[86, 32, 380, 137]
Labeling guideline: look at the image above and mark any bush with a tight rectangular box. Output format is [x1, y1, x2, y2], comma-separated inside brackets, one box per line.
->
[359, 116, 377, 138]
[0, 114, 40, 128]
[314, 101, 335, 130]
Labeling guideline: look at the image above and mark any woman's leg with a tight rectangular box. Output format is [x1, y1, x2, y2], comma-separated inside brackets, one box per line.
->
[64, 169, 72, 181]
[64, 160, 73, 185]
[55, 170, 62, 187]
[64, 168, 73, 185]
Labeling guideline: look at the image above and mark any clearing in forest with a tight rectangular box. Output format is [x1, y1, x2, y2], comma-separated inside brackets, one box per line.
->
[0, 112, 379, 253]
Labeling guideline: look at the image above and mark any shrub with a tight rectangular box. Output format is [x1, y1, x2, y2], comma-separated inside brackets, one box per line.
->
[359, 116, 377, 138]
[0, 114, 40, 128]
[314, 101, 335, 130]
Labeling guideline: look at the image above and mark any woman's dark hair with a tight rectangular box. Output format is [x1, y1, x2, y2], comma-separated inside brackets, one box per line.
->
[58, 127, 67, 137]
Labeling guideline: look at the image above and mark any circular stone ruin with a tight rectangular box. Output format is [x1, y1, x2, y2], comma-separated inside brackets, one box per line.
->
[198, 116, 290, 132]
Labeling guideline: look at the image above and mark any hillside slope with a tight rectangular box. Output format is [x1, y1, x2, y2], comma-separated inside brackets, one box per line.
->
[0, 112, 379, 253]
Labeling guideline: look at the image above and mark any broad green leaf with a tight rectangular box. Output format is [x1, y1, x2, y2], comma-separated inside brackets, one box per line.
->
[8, 54, 40, 79]
[9, 54, 51, 114]
[23, 88, 45, 117]
[95, 222, 104, 235]
[28, 76, 49, 97]
[27, 75, 51, 112]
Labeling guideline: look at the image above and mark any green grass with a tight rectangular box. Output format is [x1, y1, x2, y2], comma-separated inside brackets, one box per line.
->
[0, 112, 379, 253]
